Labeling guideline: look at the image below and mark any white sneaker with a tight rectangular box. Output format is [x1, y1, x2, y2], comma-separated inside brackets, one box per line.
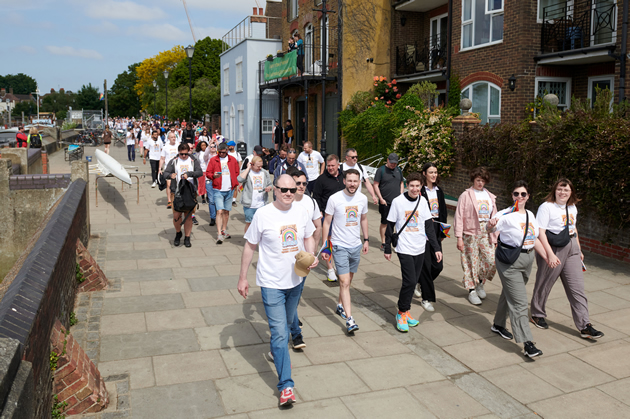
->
[468, 290, 482, 305]
[421, 300, 435, 312]
[151, 181, 156, 188]
[327, 268, 338, 282]
[414, 285, 422, 298]
[476, 283, 487, 299]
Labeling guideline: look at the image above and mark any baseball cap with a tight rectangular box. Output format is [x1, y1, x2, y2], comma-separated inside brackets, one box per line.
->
[387, 153, 399, 164]
[227, 141, 236, 147]
[294, 251, 315, 277]
[253, 145, 263, 154]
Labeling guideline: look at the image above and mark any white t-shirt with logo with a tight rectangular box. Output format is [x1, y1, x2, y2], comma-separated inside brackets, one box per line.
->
[298, 151, 324, 181]
[536, 202, 578, 236]
[494, 209, 539, 250]
[387, 194, 433, 255]
[325, 190, 368, 249]
[249, 171, 266, 209]
[126, 131, 135, 146]
[342, 162, 368, 182]
[145, 138, 162, 160]
[474, 189, 493, 222]
[425, 186, 440, 218]
[220, 156, 231, 191]
[244, 203, 316, 289]
[294, 195, 321, 223]
[161, 143, 179, 166]
[175, 157, 194, 185]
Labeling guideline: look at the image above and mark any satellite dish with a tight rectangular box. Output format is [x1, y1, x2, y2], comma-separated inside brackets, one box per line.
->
[94, 149, 132, 185]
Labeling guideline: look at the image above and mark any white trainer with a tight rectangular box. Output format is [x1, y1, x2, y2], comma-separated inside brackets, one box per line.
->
[151, 181, 157, 188]
[468, 290, 482, 305]
[421, 300, 435, 312]
[327, 268, 338, 282]
[476, 283, 487, 299]
[414, 285, 422, 298]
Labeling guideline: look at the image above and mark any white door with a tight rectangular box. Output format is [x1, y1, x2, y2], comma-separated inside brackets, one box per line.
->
[305, 24, 313, 74]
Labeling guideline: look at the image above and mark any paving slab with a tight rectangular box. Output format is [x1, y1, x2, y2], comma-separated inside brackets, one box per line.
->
[100, 329, 200, 361]
[102, 294, 184, 315]
[181, 289, 238, 308]
[106, 268, 175, 282]
[597, 376, 630, 405]
[248, 398, 354, 418]
[187, 275, 241, 291]
[302, 335, 370, 364]
[529, 388, 630, 419]
[201, 303, 267, 325]
[292, 362, 370, 401]
[215, 372, 281, 414]
[408, 380, 491, 419]
[195, 322, 264, 350]
[347, 353, 443, 391]
[480, 364, 564, 405]
[569, 340, 630, 379]
[100, 312, 147, 335]
[218, 343, 311, 376]
[341, 388, 436, 419]
[145, 308, 207, 331]
[349, 330, 411, 357]
[97, 357, 155, 389]
[139, 279, 191, 295]
[523, 353, 615, 392]
[153, 350, 229, 385]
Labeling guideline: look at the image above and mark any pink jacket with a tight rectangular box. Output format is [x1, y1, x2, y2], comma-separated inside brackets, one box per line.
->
[454, 187, 499, 244]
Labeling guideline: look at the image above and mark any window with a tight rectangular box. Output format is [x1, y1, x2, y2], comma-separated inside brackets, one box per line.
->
[535, 77, 571, 111]
[223, 66, 229, 95]
[230, 105, 235, 142]
[238, 108, 244, 140]
[305, 24, 313, 74]
[224, 108, 229, 138]
[588, 76, 614, 108]
[462, 0, 503, 49]
[236, 62, 243, 93]
[538, 0, 569, 22]
[262, 119, 274, 134]
[461, 82, 501, 125]
[288, 0, 298, 21]
[321, 16, 329, 69]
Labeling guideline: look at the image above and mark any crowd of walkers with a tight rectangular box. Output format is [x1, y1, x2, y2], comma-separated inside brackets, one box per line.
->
[100, 117, 605, 406]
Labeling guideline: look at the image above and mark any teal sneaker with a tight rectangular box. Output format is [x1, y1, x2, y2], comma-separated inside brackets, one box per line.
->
[396, 312, 409, 332]
[405, 311, 419, 327]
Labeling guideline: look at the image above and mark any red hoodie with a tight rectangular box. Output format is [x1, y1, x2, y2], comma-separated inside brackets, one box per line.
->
[206, 154, 240, 191]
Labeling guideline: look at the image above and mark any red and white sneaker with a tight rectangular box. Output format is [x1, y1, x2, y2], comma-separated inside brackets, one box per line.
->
[279, 387, 296, 406]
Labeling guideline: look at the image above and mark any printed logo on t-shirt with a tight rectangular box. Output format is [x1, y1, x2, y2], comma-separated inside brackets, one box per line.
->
[221, 163, 229, 176]
[404, 211, 419, 232]
[478, 200, 490, 221]
[521, 222, 536, 247]
[345, 206, 359, 226]
[562, 214, 576, 234]
[253, 176, 263, 191]
[152, 142, 160, 152]
[429, 198, 439, 217]
[280, 225, 299, 253]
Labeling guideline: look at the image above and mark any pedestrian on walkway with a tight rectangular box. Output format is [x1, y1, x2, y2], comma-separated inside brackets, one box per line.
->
[237, 156, 273, 233]
[195, 140, 209, 203]
[384, 172, 441, 332]
[203, 142, 218, 226]
[206, 143, 240, 244]
[486, 180, 546, 358]
[15, 125, 28, 148]
[182, 122, 195, 147]
[297, 141, 324, 195]
[313, 154, 345, 282]
[242, 145, 266, 171]
[373, 153, 404, 250]
[102, 128, 112, 155]
[530, 179, 604, 339]
[273, 149, 307, 179]
[125, 126, 136, 162]
[285, 120, 294, 146]
[321, 169, 369, 333]
[163, 143, 203, 248]
[272, 120, 283, 150]
[268, 145, 288, 175]
[227, 141, 242, 207]
[418, 162, 448, 307]
[454, 167, 498, 305]
[143, 129, 162, 188]
[159, 132, 180, 209]
[342, 148, 378, 205]
[237, 174, 318, 406]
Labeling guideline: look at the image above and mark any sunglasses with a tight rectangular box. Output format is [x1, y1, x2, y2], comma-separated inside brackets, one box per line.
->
[276, 187, 297, 194]
[348, 155, 358, 159]
[512, 192, 528, 197]
[179, 153, 189, 156]
[295, 181, 308, 186]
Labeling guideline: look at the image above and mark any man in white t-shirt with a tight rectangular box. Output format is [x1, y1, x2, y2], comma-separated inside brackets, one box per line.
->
[383, 172, 442, 332]
[206, 143, 239, 244]
[159, 132, 180, 209]
[238, 175, 318, 406]
[125, 127, 136, 162]
[321, 169, 369, 334]
[341, 148, 378, 205]
[296, 141, 324, 196]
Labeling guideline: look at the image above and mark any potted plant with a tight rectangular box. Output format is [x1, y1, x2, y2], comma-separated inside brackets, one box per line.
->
[266, 54, 273, 61]
[276, 50, 284, 58]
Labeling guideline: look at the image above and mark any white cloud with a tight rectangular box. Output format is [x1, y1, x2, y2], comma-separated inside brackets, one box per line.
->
[127, 23, 188, 41]
[17, 45, 37, 54]
[194, 25, 229, 41]
[46, 46, 104, 60]
[89, 21, 120, 34]
[85, 0, 167, 20]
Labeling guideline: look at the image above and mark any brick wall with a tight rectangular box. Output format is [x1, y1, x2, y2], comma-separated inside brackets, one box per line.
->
[9, 174, 71, 190]
[266, 0, 283, 38]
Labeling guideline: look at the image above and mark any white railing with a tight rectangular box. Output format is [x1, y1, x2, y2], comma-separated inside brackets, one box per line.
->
[222, 16, 281, 52]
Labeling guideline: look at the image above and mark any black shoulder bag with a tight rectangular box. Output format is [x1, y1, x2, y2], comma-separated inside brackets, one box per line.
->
[391, 197, 421, 248]
[495, 211, 529, 265]
[545, 205, 571, 248]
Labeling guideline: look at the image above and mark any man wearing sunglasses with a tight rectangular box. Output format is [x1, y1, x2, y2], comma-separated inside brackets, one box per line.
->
[373, 153, 405, 250]
[272, 149, 307, 180]
[342, 148, 378, 205]
[238, 175, 318, 406]
[206, 143, 240, 244]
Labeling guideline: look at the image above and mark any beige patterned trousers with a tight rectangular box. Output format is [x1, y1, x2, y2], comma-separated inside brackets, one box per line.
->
[460, 225, 496, 289]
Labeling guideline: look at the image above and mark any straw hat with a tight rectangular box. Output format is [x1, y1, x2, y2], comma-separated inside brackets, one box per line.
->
[294, 251, 315, 277]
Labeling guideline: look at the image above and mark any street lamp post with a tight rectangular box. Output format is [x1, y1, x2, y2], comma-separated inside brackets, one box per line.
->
[152, 80, 157, 118]
[163, 69, 170, 122]
[185, 45, 195, 123]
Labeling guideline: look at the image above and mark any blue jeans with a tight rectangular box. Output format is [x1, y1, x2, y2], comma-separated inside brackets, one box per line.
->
[127, 145, 135, 161]
[290, 278, 306, 339]
[206, 180, 216, 220]
[261, 282, 303, 391]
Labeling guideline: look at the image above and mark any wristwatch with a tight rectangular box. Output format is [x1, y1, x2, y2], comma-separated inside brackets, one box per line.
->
[364, 238, 369, 243]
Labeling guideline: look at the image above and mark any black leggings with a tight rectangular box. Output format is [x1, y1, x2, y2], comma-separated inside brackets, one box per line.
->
[150, 159, 160, 183]
[397, 252, 425, 312]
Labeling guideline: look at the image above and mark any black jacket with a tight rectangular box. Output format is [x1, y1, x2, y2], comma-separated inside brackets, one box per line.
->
[313, 168, 344, 214]
[421, 186, 448, 240]
[163, 155, 203, 193]
[182, 129, 195, 144]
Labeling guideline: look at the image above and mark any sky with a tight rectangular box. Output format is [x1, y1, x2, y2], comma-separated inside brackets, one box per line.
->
[0, 0, 271, 94]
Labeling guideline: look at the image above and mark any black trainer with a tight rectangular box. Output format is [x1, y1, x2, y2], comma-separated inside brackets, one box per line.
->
[491, 324, 514, 340]
[531, 316, 549, 329]
[192, 217, 199, 225]
[298, 319, 303, 328]
[184, 236, 191, 248]
[174, 231, 183, 247]
[580, 323, 604, 339]
[210, 219, 216, 226]
[292, 335, 306, 349]
[524, 341, 543, 358]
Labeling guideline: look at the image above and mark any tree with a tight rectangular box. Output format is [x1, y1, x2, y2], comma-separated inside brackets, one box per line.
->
[75, 83, 103, 110]
[109, 63, 141, 117]
[134, 46, 186, 110]
[168, 38, 226, 90]
[11, 101, 37, 117]
[153, 78, 220, 121]
[0, 73, 37, 95]
[41, 90, 75, 119]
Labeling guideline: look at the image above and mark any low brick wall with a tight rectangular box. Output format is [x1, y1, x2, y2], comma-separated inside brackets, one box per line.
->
[9, 174, 72, 190]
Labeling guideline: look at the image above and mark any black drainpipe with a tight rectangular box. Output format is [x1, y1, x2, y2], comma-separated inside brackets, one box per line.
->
[445, 0, 454, 105]
[619, 0, 628, 102]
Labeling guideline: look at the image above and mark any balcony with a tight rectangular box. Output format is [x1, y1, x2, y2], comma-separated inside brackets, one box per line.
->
[538, 0, 617, 64]
[395, 34, 447, 78]
[222, 14, 281, 52]
[258, 26, 338, 86]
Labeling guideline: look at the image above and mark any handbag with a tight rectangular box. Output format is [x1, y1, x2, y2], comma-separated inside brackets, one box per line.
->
[545, 205, 571, 247]
[495, 211, 529, 265]
[391, 197, 421, 248]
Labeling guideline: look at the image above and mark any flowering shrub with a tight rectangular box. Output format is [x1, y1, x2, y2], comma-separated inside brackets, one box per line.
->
[372, 76, 399, 107]
[394, 106, 454, 176]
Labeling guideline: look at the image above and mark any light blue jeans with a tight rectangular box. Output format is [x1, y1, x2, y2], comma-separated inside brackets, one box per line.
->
[206, 180, 216, 220]
[261, 282, 303, 391]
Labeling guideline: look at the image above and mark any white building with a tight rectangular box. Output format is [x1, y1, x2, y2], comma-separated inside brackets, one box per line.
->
[220, 8, 282, 154]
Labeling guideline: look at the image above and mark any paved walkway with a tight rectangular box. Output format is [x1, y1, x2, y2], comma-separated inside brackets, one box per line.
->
[51, 144, 630, 418]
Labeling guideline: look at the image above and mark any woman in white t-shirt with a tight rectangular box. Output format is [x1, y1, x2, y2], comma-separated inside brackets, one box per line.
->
[530, 178, 604, 339]
[195, 140, 210, 203]
[486, 180, 547, 358]
[125, 127, 136, 162]
[237, 156, 273, 233]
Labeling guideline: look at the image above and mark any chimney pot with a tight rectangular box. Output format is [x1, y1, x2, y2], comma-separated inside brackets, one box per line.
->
[259, 8, 263, 15]
[253, 7, 257, 15]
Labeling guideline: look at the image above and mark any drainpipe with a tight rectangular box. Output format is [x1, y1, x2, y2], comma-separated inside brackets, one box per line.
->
[620, 0, 628, 102]
[445, 0, 454, 105]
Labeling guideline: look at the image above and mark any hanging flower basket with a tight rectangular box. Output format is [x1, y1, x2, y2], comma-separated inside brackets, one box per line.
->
[276, 51, 284, 58]
[267, 55, 273, 61]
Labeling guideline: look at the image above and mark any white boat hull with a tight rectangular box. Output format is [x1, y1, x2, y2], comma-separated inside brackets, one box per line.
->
[94, 149, 132, 185]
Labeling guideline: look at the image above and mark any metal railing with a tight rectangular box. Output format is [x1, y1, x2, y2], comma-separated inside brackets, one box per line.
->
[395, 34, 447, 77]
[222, 15, 281, 52]
[258, 26, 338, 84]
[541, 0, 617, 54]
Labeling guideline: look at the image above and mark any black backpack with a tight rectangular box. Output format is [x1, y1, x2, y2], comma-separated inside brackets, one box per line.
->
[173, 178, 198, 214]
[30, 134, 42, 148]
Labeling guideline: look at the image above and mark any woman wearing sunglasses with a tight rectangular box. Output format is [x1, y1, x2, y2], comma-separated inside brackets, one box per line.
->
[238, 156, 273, 233]
[486, 181, 547, 358]
[530, 179, 604, 339]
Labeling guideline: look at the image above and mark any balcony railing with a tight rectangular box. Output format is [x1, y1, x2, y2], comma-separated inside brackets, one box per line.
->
[222, 15, 281, 52]
[258, 26, 338, 85]
[541, 0, 617, 54]
[395, 34, 447, 77]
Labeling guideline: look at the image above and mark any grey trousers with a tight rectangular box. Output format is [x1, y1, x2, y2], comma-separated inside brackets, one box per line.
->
[494, 252, 535, 344]
[531, 238, 589, 330]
